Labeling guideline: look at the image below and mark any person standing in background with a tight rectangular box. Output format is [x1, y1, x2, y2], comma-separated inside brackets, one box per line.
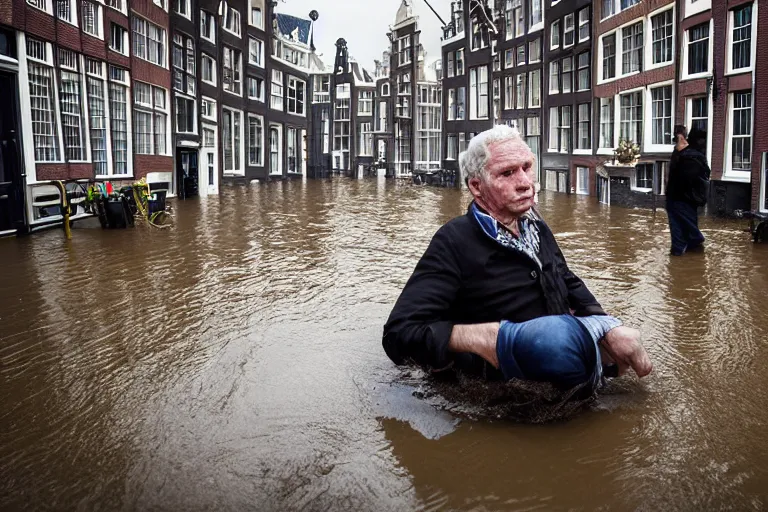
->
[665, 126, 711, 256]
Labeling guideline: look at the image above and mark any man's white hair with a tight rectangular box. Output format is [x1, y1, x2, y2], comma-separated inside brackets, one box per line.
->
[459, 124, 528, 183]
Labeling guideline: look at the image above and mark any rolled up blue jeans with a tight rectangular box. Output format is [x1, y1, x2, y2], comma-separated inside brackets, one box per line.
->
[496, 315, 603, 391]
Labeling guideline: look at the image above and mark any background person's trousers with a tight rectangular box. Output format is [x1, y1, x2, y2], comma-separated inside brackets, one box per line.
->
[495, 315, 601, 391]
[667, 200, 704, 255]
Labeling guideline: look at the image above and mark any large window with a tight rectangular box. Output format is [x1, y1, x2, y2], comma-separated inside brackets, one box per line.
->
[515, 74, 526, 110]
[687, 22, 709, 76]
[249, 37, 264, 67]
[86, 62, 107, 175]
[506, 0, 524, 39]
[578, 8, 590, 42]
[602, 0, 640, 18]
[223, 46, 241, 95]
[620, 91, 643, 145]
[577, 103, 590, 151]
[132, 16, 166, 67]
[548, 106, 570, 152]
[110, 23, 128, 55]
[358, 90, 373, 115]
[201, 54, 216, 85]
[133, 82, 167, 155]
[689, 97, 708, 134]
[172, 33, 195, 96]
[602, 33, 616, 80]
[247, 76, 264, 101]
[730, 4, 753, 72]
[447, 134, 458, 160]
[651, 9, 673, 66]
[577, 52, 590, 91]
[576, 167, 589, 195]
[58, 49, 85, 161]
[287, 76, 305, 115]
[286, 127, 300, 173]
[635, 163, 653, 190]
[600, 97, 614, 149]
[550, 20, 560, 49]
[81, 1, 103, 38]
[108, 66, 129, 175]
[651, 85, 672, 145]
[27, 39, 59, 162]
[359, 122, 373, 156]
[563, 14, 575, 47]
[397, 35, 412, 66]
[504, 78, 513, 110]
[549, 60, 559, 94]
[173, 0, 190, 19]
[469, 66, 489, 120]
[621, 22, 643, 74]
[561, 57, 572, 94]
[530, 0, 542, 27]
[456, 87, 466, 120]
[200, 10, 215, 42]
[528, 69, 541, 108]
[471, 18, 489, 51]
[222, 5, 241, 37]
[175, 96, 195, 133]
[529, 38, 541, 63]
[248, 114, 263, 166]
[222, 107, 243, 174]
[730, 91, 752, 172]
[270, 70, 284, 110]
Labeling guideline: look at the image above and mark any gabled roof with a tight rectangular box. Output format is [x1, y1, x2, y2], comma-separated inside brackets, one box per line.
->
[275, 13, 311, 45]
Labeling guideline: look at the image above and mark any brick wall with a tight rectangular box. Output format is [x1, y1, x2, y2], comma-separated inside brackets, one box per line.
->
[0, 0, 12, 26]
[134, 155, 172, 180]
[594, 65, 675, 98]
[595, 0, 674, 33]
[36, 163, 93, 181]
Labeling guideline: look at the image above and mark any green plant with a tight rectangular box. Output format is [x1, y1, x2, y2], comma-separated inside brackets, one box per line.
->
[614, 138, 641, 164]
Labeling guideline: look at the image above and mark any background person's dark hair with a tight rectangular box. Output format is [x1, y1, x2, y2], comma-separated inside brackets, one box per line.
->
[687, 126, 708, 154]
[674, 124, 688, 141]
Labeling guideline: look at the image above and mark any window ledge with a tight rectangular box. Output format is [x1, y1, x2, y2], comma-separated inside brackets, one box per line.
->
[222, 28, 242, 38]
[96, 174, 134, 179]
[597, 148, 615, 155]
[224, 89, 242, 98]
[722, 171, 751, 183]
[725, 68, 754, 77]
[681, 72, 712, 81]
[645, 61, 674, 71]
[573, 149, 592, 155]
[201, 36, 215, 44]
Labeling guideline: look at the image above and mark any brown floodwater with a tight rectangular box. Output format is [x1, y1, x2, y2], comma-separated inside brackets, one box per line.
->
[1, 177, 768, 511]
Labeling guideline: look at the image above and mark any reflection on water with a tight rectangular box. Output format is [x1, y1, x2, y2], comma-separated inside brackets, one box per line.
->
[1, 178, 767, 510]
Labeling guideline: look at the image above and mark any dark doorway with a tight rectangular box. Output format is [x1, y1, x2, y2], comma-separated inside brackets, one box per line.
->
[176, 149, 199, 199]
[0, 70, 25, 234]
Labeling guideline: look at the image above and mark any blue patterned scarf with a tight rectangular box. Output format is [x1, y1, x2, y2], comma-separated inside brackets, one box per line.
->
[470, 202, 542, 269]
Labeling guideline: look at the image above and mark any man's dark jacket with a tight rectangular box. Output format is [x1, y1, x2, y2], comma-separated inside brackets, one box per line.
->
[666, 146, 711, 206]
[382, 205, 606, 380]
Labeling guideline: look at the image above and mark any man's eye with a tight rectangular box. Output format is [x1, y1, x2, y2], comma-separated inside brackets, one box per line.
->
[502, 170, 512, 177]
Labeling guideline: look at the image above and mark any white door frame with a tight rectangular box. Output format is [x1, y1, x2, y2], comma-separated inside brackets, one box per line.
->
[269, 123, 282, 176]
[201, 123, 218, 196]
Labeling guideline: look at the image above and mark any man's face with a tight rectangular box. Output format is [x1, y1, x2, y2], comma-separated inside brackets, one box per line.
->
[469, 138, 536, 220]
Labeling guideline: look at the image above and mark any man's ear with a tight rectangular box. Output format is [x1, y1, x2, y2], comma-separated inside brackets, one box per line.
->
[468, 177, 482, 196]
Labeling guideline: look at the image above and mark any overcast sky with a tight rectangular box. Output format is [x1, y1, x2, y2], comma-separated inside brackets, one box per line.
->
[276, 0, 448, 70]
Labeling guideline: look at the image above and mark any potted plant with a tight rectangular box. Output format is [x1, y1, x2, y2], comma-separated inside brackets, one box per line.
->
[614, 138, 641, 166]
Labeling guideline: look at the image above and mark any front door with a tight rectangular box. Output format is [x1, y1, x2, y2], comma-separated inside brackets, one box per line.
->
[0, 70, 24, 234]
[200, 125, 218, 196]
[176, 149, 199, 199]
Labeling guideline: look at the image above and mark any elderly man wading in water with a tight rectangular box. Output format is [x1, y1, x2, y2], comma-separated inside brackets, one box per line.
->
[382, 125, 652, 396]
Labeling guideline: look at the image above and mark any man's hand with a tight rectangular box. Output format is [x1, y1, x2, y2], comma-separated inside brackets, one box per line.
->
[600, 326, 653, 378]
[447, 323, 501, 368]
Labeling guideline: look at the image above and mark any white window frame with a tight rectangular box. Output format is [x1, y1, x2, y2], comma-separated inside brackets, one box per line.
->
[269, 123, 282, 175]
[222, 46, 242, 96]
[645, 5, 675, 71]
[576, 167, 590, 195]
[23, 38, 64, 165]
[597, 96, 615, 154]
[84, 59, 110, 175]
[682, 19, 713, 81]
[601, 0, 641, 21]
[645, 81, 674, 153]
[724, 90, 754, 182]
[563, 13, 575, 48]
[528, 38, 541, 63]
[106, 0, 126, 15]
[201, 53, 216, 86]
[248, 37, 264, 68]
[56, 0, 79, 26]
[286, 75, 305, 116]
[222, 5, 242, 38]
[247, 76, 264, 102]
[174, 93, 196, 134]
[58, 51, 89, 163]
[684, 0, 711, 19]
[726, 2, 757, 75]
[550, 20, 560, 50]
[201, 96, 217, 122]
[109, 22, 129, 56]
[132, 15, 167, 68]
[574, 103, 591, 155]
[247, 113, 264, 166]
[250, 1, 264, 29]
[200, 10, 216, 43]
[105, 65, 133, 177]
[549, 60, 559, 94]
[598, 14, 653, 84]
[578, 8, 590, 43]
[686, 95, 713, 164]
[618, 86, 645, 149]
[359, 122, 373, 156]
[81, 0, 104, 39]
[469, 65, 489, 120]
[132, 81, 170, 156]
[358, 90, 373, 116]
[529, 0, 543, 32]
[528, 69, 541, 108]
[222, 106, 244, 175]
[270, 69, 283, 111]
[173, 0, 191, 20]
[26, 0, 53, 15]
